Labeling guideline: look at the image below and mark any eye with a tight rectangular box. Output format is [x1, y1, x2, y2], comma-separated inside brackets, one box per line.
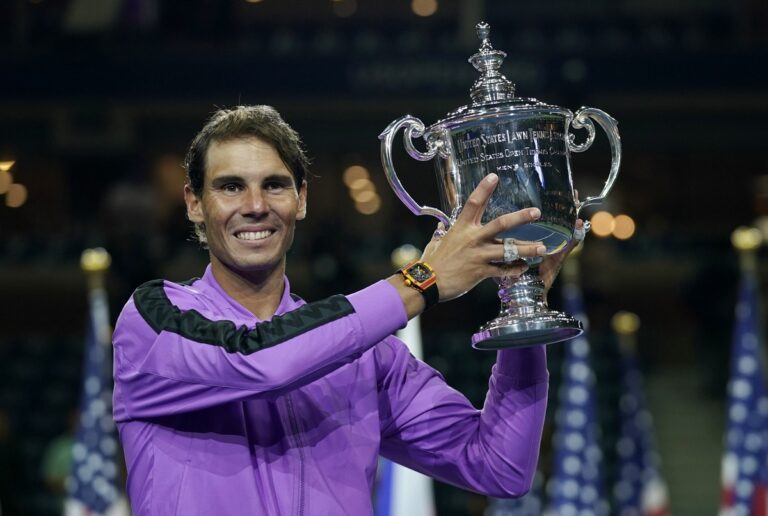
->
[264, 180, 290, 192]
[222, 182, 243, 193]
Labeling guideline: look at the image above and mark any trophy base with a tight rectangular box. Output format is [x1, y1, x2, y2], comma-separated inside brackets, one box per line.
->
[471, 311, 583, 350]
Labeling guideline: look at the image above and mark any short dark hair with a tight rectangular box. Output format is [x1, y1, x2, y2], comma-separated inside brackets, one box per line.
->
[183, 105, 310, 244]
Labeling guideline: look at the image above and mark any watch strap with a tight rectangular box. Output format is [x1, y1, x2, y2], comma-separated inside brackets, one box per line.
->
[399, 261, 439, 311]
[419, 280, 439, 311]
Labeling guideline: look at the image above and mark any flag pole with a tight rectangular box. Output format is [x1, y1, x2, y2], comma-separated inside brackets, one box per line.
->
[731, 227, 767, 386]
[719, 226, 767, 516]
[732, 226, 761, 272]
[65, 248, 128, 516]
[545, 241, 608, 516]
[611, 311, 640, 353]
[611, 311, 671, 515]
[80, 248, 112, 348]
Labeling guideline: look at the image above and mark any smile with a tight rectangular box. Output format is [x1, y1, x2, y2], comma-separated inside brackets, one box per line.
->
[235, 230, 274, 241]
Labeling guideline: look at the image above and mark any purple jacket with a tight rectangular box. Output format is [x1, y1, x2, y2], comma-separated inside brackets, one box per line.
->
[112, 265, 548, 515]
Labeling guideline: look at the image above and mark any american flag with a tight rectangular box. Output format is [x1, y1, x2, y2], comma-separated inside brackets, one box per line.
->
[719, 264, 768, 516]
[613, 337, 670, 515]
[64, 285, 123, 515]
[545, 282, 608, 516]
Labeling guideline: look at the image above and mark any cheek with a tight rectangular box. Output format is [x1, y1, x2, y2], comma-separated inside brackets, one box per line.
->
[204, 200, 233, 225]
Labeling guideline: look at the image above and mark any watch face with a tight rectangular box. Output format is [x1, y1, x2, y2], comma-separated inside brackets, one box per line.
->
[409, 263, 433, 283]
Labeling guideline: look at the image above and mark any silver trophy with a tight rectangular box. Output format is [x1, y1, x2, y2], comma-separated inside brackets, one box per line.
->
[379, 22, 621, 349]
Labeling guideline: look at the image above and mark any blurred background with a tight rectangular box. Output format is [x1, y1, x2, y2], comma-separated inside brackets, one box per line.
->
[0, 0, 767, 514]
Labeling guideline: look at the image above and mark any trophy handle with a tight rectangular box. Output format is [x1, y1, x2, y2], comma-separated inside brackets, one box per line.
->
[568, 107, 622, 215]
[379, 115, 451, 226]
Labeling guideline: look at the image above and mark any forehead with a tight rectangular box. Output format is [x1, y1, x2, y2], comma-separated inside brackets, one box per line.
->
[204, 137, 293, 181]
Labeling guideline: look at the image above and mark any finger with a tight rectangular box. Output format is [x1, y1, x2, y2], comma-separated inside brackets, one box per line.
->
[482, 242, 546, 262]
[553, 225, 585, 258]
[432, 222, 447, 241]
[456, 173, 499, 226]
[480, 207, 541, 239]
[570, 218, 586, 244]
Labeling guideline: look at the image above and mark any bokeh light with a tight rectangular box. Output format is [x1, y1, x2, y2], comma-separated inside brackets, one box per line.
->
[391, 244, 421, 268]
[6, 183, 28, 208]
[81, 248, 112, 272]
[0, 171, 12, 195]
[348, 177, 374, 191]
[731, 226, 762, 251]
[612, 311, 641, 335]
[343, 165, 369, 187]
[355, 193, 381, 215]
[350, 188, 377, 203]
[412, 0, 438, 17]
[612, 214, 636, 240]
[590, 211, 615, 238]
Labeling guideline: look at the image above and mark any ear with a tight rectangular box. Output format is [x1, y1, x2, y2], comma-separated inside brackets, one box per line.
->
[296, 180, 308, 221]
[184, 184, 204, 224]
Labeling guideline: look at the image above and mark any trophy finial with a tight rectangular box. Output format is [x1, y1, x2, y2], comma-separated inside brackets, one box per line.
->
[468, 22, 515, 105]
[476, 21, 491, 46]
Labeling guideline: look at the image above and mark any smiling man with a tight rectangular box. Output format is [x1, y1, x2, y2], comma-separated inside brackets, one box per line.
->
[184, 135, 308, 320]
[112, 105, 573, 515]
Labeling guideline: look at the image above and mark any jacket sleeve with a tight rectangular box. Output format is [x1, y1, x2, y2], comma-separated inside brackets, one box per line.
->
[112, 280, 407, 421]
[376, 338, 548, 498]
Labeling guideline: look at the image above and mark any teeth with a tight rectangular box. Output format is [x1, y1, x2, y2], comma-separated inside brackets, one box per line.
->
[236, 230, 272, 241]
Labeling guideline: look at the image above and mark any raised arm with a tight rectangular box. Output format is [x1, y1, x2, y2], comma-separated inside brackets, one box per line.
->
[376, 338, 548, 498]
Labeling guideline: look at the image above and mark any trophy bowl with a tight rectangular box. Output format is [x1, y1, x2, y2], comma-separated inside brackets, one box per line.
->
[379, 22, 621, 349]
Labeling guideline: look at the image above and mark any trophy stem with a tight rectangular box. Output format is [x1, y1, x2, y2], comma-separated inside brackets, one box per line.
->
[498, 266, 548, 318]
[471, 262, 583, 350]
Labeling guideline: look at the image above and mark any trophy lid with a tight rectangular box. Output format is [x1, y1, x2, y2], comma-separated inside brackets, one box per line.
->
[426, 22, 570, 133]
[468, 22, 516, 106]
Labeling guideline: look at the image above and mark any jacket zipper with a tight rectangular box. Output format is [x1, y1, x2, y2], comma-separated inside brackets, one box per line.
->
[285, 393, 306, 516]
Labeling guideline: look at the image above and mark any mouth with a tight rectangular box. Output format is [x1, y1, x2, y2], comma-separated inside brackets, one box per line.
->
[234, 229, 275, 241]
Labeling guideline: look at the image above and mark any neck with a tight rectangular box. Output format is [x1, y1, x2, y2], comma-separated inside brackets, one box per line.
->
[209, 258, 287, 320]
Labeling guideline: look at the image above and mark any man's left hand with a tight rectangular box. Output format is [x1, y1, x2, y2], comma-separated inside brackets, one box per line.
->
[539, 218, 585, 292]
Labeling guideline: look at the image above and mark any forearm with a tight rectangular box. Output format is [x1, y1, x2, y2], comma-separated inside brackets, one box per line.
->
[379, 343, 549, 497]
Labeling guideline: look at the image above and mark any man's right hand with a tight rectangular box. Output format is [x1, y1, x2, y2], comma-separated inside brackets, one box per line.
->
[387, 173, 548, 318]
[421, 173, 546, 302]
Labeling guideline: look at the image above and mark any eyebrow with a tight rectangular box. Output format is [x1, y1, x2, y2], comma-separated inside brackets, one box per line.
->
[210, 175, 244, 187]
[209, 174, 296, 187]
[262, 174, 296, 185]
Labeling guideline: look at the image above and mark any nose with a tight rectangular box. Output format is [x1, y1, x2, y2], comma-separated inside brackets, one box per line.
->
[240, 187, 269, 217]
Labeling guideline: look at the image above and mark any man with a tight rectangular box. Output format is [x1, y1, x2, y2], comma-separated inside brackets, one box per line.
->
[112, 105, 577, 515]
